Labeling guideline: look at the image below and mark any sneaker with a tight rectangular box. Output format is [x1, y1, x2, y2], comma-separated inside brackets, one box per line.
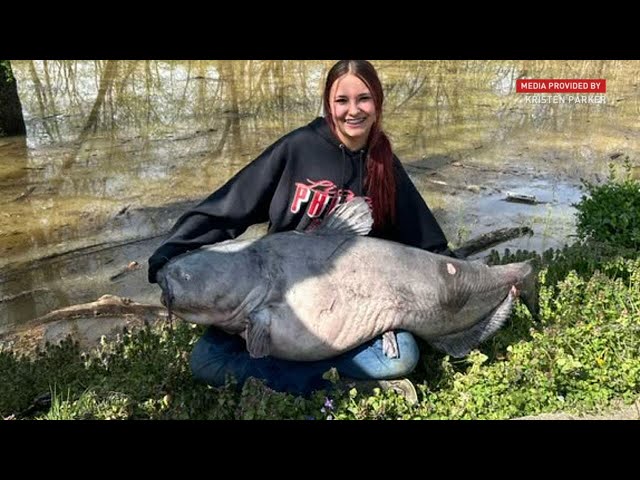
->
[338, 378, 419, 405]
[377, 379, 419, 405]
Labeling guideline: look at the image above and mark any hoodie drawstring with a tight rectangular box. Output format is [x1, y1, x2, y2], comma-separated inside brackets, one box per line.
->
[359, 150, 364, 195]
[339, 144, 347, 199]
[339, 144, 366, 197]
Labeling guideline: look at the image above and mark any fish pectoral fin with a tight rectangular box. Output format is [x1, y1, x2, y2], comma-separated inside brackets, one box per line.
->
[429, 287, 517, 358]
[246, 309, 272, 359]
[382, 331, 399, 359]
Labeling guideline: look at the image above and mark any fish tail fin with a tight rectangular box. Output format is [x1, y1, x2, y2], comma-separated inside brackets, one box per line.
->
[518, 260, 539, 321]
[429, 286, 517, 358]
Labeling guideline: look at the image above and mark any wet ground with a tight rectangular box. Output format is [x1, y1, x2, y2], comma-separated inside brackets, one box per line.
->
[1, 60, 638, 333]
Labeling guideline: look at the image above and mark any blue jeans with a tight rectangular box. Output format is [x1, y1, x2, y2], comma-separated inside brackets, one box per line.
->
[190, 327, 420, 397]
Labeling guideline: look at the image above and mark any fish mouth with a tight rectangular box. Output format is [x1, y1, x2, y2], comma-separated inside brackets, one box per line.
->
[160, 283, 174, 322]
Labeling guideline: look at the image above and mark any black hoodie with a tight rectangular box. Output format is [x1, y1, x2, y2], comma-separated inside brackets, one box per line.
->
[148, 117, 449, 283]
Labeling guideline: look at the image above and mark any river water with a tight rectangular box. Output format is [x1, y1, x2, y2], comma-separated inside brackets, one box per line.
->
[1, 60, 638, 332]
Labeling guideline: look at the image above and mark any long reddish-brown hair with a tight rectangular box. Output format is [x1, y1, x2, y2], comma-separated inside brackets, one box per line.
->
[323, 60, 396, 230]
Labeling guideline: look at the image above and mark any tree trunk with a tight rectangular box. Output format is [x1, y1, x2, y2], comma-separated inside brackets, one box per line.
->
[0, 61, 26, 136]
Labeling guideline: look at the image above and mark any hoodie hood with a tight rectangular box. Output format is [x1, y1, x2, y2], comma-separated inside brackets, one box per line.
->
[309, 116, 341, 149]
[308, 117, 368, 156]
[308, 116, 367, 193]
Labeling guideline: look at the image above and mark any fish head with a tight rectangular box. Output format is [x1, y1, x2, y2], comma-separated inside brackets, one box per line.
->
[155, 249, 258, 327]
[154, 253, 212, 322]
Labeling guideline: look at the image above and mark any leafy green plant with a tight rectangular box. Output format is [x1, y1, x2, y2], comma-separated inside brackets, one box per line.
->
[573, 157, 640, 249]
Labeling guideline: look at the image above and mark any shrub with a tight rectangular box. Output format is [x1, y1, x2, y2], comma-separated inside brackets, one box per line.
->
[573, 158, 640, 249]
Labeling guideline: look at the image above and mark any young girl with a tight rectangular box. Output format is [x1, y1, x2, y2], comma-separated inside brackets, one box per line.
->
[148, 60, 451, 400]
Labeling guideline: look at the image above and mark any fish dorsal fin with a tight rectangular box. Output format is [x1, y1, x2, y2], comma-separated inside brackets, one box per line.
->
[312, 197, 373, 236]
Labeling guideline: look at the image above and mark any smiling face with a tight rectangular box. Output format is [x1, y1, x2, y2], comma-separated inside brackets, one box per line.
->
[329, 73, 377, 151]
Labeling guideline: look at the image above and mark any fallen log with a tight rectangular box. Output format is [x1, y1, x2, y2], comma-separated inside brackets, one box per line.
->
[452, 226, 534, 258]
[0, 295, 168, 356]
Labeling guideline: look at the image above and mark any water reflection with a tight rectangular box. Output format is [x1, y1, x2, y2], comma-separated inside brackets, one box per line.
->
[1, 60, 639, 329]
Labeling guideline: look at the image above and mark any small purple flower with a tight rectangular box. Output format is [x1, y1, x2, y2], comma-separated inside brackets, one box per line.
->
[324, 397, 334, 411]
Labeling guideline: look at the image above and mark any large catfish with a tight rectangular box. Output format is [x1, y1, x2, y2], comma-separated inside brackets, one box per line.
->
[157, 198, 537, 361]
